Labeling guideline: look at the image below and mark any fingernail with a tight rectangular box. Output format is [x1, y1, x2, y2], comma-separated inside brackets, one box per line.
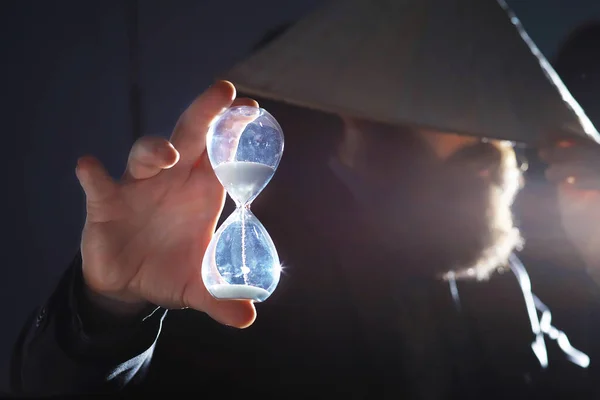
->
[157, 143, 172, 158]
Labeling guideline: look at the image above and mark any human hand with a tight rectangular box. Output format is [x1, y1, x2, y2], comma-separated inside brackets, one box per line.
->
[75, 81, 257, 328]
[539, 134, 600, 270]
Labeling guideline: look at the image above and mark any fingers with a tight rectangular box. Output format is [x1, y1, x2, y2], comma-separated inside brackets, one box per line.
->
[184, 281, 257, 328]
[170, 80, 237, 165]
[76, 155, 119, 204]
[204, 298, 257, 329]
[214, 98, 261, 164]
[232, 97, 259, 108]
[189, 97, 259, 170]
[124, 136, 180, 181]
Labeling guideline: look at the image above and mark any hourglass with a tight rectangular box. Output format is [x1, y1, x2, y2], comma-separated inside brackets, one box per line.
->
[202, 106, 284, 302]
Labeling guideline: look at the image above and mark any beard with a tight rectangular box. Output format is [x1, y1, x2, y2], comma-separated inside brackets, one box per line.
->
[369, 141, 523, 280]
[430, 159, 523, 280]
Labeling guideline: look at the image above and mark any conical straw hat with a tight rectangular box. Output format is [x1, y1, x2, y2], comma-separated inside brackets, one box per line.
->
[223, 0, 599, 145]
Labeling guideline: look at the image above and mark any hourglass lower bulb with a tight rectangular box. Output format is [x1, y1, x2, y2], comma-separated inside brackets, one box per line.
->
[202, 106, 284, 302]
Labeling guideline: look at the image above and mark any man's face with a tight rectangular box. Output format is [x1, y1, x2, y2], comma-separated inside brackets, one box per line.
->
[339, 118, 523, 278]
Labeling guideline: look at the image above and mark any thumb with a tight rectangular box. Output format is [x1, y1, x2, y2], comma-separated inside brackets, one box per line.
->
[76, 155, 119, 205]
[183, 278, 257, 328]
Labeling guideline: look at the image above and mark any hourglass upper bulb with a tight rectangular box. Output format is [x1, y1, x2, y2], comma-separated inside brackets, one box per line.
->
[207, 106, 284, 205]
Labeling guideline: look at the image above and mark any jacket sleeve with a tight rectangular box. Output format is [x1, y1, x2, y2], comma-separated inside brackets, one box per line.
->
[10, 252, 168, 396]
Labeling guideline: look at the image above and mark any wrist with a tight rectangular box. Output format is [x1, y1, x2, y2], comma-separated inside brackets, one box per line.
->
[82, 284, 150, 318]
[66, 255, 167, 358]
[77, 282, 161, 336]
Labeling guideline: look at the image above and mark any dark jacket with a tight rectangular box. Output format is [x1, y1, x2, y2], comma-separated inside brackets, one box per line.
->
[11, 164, 600, 399]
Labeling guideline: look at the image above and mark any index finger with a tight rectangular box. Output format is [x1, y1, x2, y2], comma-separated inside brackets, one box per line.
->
[170, 80, 237, 165]
[212, 103, 261, 165]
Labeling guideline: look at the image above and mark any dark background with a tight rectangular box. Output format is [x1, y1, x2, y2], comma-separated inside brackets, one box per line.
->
[2, 0, 599, 392]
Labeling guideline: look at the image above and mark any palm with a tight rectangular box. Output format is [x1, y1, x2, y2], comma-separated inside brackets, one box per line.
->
[82, 153, 224, 309]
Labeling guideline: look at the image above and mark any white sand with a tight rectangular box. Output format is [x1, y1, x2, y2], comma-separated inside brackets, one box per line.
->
[214, 161, 274, 204]
[209, 284, 271, 302]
